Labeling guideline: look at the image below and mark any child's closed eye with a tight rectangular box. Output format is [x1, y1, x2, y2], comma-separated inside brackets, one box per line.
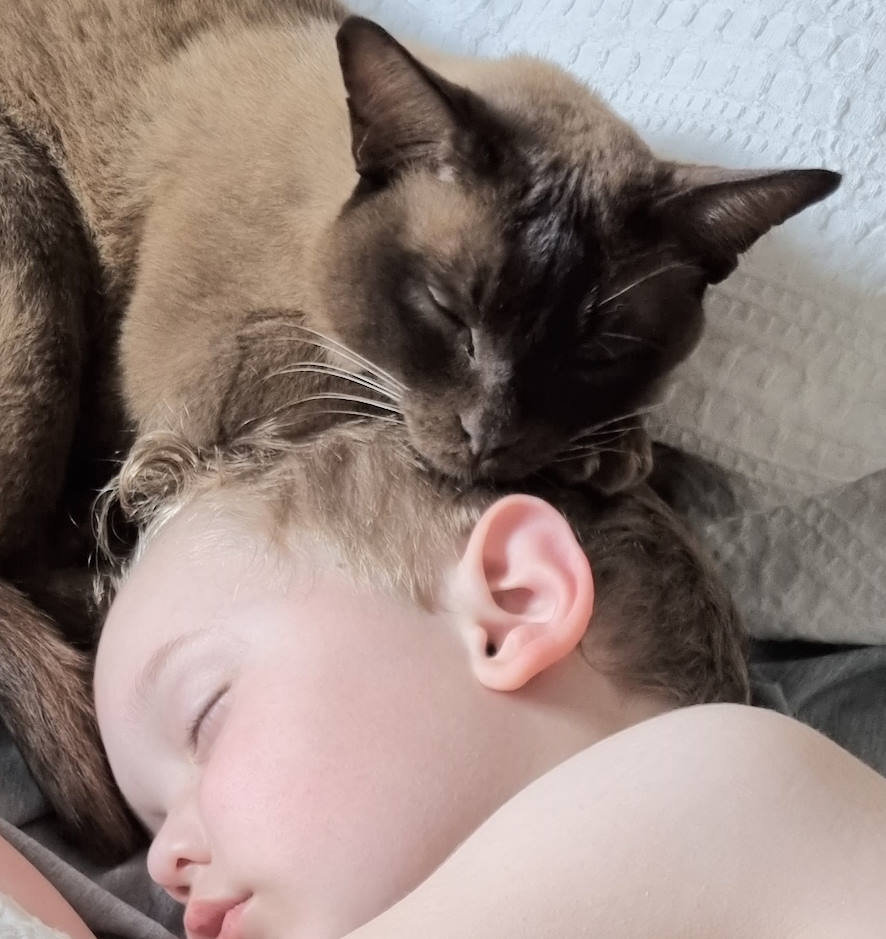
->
[188, 685, 230, 759]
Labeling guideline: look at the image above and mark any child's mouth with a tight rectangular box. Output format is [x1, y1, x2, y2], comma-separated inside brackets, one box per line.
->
[184, 893, 253, 939]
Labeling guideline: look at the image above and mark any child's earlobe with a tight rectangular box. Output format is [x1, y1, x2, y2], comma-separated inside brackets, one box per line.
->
[473, 616, 588, 692]
[452, 494, 594, 692]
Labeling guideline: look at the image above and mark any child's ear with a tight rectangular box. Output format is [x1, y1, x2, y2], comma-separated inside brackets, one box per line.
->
[449, 495, 594, 692]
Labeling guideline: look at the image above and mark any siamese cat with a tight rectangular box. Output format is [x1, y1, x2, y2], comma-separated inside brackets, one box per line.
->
[0, 0, 838, 855]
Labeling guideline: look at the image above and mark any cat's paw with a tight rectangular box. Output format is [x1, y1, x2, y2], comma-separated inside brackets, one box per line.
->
[552, 427, 653, 494]
[590, 427, 653, 494]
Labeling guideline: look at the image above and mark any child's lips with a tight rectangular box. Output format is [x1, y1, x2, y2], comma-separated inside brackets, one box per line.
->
[219, 898, 252, 939]
[184, 894, 252, 939]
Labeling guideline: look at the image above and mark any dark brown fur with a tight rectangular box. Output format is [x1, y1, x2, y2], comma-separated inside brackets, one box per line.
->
[0, 110, 140, 856]
[0, 0, 835, 855]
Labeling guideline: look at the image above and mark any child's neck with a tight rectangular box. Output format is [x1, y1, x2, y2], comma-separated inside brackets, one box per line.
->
[519, 654, 676, 771]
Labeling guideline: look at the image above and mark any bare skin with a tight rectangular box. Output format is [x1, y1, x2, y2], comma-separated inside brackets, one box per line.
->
[0, 836, 95, 939]
[347, 704, 886, 939]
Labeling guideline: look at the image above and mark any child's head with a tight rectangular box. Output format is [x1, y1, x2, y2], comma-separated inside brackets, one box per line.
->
[94, 423, 747, 939]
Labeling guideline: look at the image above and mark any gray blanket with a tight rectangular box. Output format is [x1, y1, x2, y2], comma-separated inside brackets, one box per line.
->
[654, 448, 886, 644]
[0, 731, 180, 939]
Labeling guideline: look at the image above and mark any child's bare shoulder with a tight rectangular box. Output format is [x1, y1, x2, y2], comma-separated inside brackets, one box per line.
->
[351, 704, 886, 938]
[551, 702, 829, 791]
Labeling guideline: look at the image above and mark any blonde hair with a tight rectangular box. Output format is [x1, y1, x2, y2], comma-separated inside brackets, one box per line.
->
[96, 420, 748, 706]
[96, 420, 486, 603]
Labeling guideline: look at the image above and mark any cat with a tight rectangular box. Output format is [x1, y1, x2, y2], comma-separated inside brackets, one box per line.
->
[116, 16, 839, 490]
[0, 0, 838, 855]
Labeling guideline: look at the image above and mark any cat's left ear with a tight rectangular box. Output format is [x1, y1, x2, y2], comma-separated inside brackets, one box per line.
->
[336, 16, 498, 183]
[653, 165, 841, 282]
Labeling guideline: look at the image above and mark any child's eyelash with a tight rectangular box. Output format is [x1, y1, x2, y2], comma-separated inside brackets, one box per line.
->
[187, 685, 229, 751]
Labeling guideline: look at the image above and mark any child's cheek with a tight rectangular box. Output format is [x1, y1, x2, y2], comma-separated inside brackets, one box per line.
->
[194, 707, 342, 872]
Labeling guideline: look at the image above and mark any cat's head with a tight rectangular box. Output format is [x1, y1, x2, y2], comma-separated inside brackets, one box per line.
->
[318, 16, 840, 484]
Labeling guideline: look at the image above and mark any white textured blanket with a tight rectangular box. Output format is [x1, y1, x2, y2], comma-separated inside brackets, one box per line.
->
[356, 0, 886, 642]
[0, 895, 69, 939]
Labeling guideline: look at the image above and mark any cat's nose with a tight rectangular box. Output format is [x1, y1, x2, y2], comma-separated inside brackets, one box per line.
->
[459, 409, 484, 456]
[459, 410, 521, 462]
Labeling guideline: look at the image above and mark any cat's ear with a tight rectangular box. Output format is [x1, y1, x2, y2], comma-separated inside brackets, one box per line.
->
[336, 16, 494, 182]
[653, 165, 841, 282]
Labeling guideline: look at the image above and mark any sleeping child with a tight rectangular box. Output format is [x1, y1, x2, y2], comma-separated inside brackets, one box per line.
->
[85, 423, 886, 939]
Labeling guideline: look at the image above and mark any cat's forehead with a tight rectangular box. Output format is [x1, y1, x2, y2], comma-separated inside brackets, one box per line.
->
[395, 170, 602, 339]
[398, 175, 508, 275]
[478, 54, 660, 217]
[392, 121, 661, 332]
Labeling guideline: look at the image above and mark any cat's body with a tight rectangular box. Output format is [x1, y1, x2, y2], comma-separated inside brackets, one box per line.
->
[0, 0, 353, 857]
[0, 0, 838, 854]
[0, 2, 676, 458]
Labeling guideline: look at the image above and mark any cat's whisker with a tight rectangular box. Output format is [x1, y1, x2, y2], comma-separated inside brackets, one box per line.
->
[553, 446, 629, 463]
[276, 412, 405, 437]
[599, 331, 649, 344]
[232, 402, 404, 438]
[569, 421, 645, 439]
[270, 333, 404, 397]
[237, 389, 403, 431]
[264, 363, 401, 402]
[566, 424, 645, 447]
[568, 402, 665, 443]
[270, 391, 404, 415]
[285, 322, 408, 393]
[557, 439, 634, 455]
[598, 262, 695, 308]
[591, 338, 618, 360]
[274, 409, 403, 427]
[560, 443, 631, 456]
[598, 330, 666, 354]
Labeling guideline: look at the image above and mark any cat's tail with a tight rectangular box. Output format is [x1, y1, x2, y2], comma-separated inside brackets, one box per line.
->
[0, 578, 143, 861]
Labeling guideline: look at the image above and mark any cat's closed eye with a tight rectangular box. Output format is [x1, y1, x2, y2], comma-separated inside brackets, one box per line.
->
[423, 282, 475, 359]
[427, 282, 455, 313]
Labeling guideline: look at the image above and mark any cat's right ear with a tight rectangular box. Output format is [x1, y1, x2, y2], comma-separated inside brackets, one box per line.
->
[336, 16, 494, 183]
[652, 164, 841, 283]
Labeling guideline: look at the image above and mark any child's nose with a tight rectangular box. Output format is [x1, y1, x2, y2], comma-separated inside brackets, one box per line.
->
[146, 807, 210, 902]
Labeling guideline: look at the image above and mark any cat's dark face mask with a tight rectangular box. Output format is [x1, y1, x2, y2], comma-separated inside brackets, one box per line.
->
[319, 16, 840, 486]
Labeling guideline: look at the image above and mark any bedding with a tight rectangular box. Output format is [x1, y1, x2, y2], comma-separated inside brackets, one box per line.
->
[1, 894, 69, 939]
[0, 720, 180, 939]
[751, 642, 886, 778]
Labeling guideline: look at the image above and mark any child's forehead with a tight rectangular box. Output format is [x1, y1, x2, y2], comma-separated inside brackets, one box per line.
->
[105, 500, 276, 632]
[97, 499, 414, 691]
[140, 492, 289, 572]
[105, 493, 362, 641]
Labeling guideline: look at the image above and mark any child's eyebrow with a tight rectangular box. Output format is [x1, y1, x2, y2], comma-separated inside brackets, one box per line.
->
[130, 627, 216, 716]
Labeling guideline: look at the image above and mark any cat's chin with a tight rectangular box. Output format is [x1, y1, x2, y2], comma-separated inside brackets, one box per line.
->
[414, 445, 547, 485]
